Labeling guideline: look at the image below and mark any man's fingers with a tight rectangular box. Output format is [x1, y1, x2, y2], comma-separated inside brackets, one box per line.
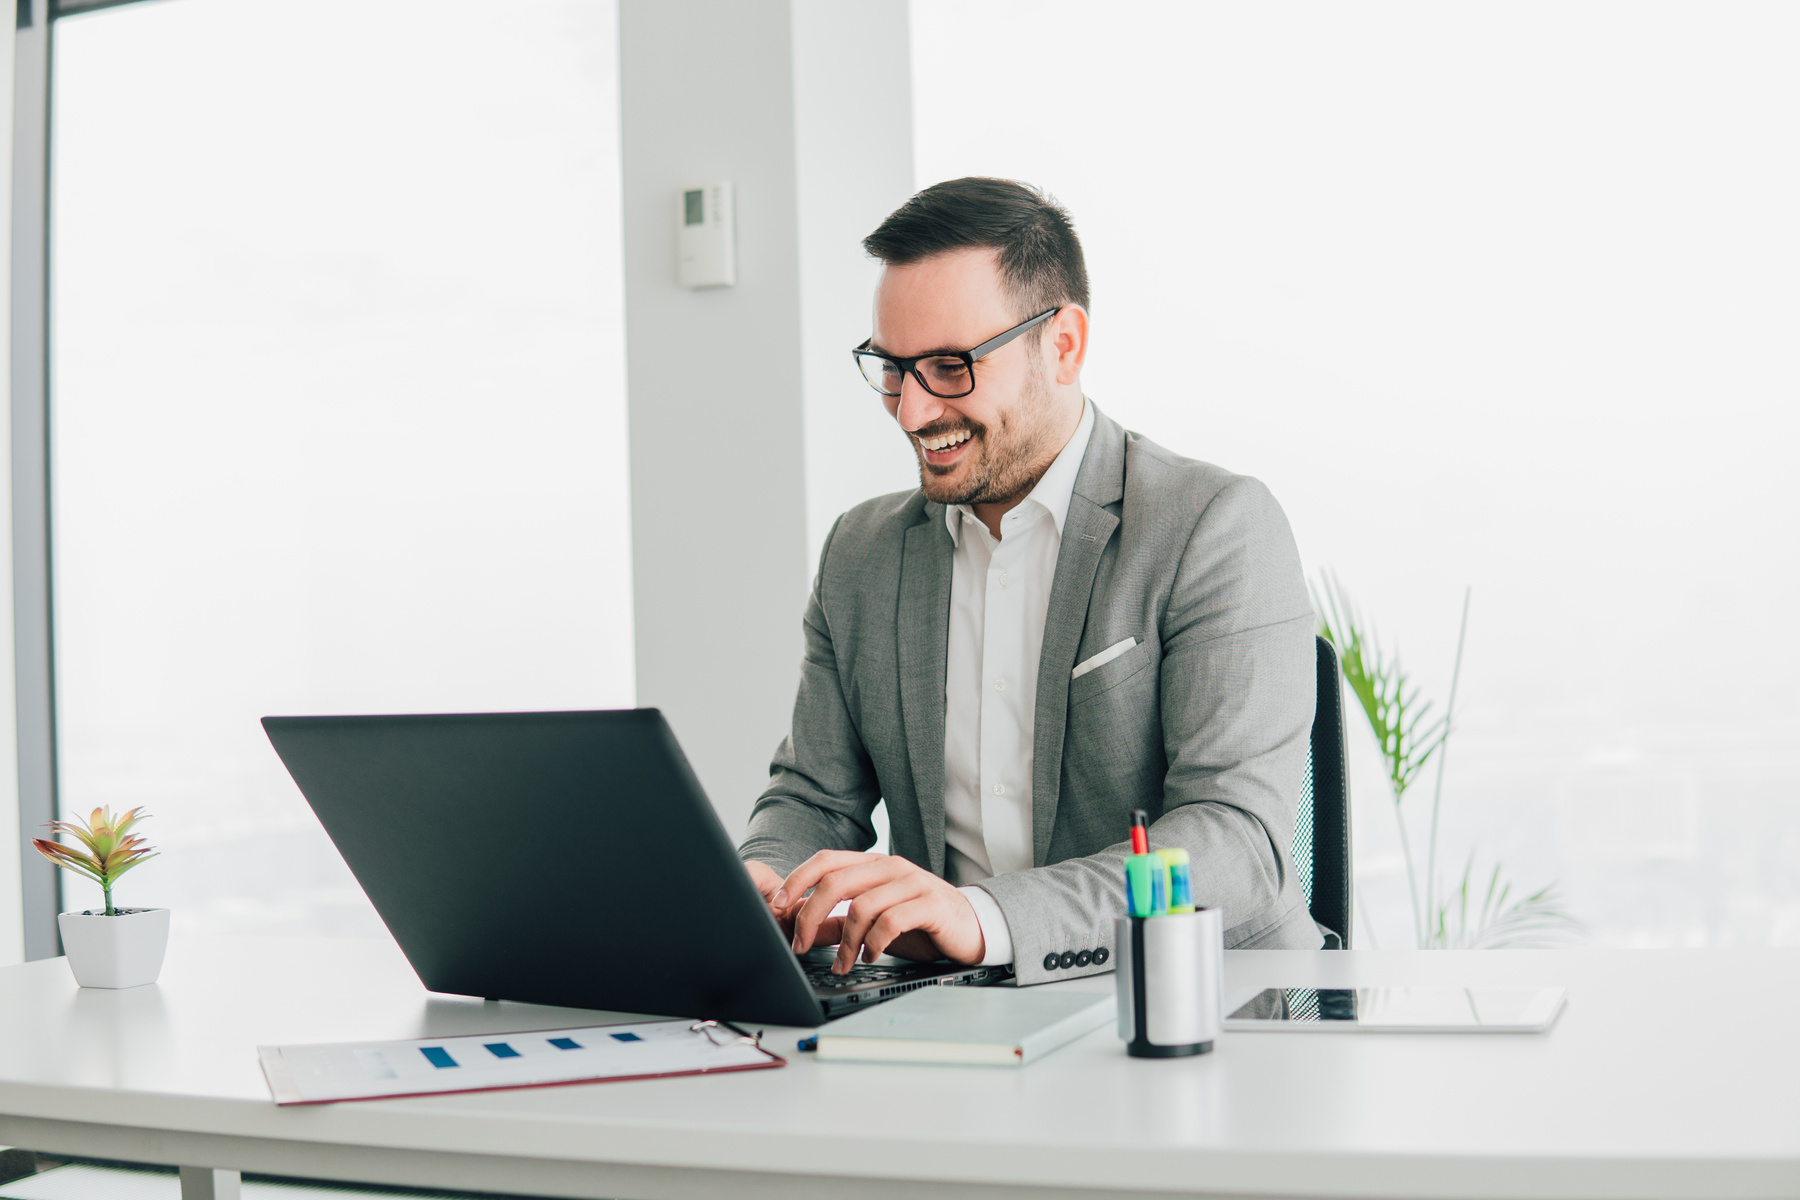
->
[881, 928, 942, 963]
[778, 851, 880, 913]
[857, 897, 935, 965]
[831, 880, 920, 973]
[789, 859, 902, 953]
[805, 915, 845, 950]
[791, 860, 900, 952]
[744, 860, 784, 903]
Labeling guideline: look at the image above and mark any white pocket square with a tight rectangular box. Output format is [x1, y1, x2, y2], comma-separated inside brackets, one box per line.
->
[1071, 637, 1138, 680]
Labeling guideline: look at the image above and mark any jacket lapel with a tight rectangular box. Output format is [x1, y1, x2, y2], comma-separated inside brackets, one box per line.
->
[1030, 410, 1126, 865]
[897, 507, 953, 877]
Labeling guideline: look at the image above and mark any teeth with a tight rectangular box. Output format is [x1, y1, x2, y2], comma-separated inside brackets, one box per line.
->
[920, 430, 971, 452]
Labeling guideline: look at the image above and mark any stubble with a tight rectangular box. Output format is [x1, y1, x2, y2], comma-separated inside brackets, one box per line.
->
[913, 356, 1060, 508]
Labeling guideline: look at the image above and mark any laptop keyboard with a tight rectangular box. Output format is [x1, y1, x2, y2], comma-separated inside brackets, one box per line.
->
[802, 961, 917, 990]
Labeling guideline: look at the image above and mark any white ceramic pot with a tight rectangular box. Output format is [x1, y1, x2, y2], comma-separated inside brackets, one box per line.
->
[57, 908, 170, 988]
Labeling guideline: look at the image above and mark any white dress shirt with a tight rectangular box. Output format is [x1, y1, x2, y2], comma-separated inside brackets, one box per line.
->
[944, 401, 1096, 966]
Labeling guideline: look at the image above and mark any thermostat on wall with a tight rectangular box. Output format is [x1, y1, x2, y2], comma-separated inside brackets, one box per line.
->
[678, 181, 735, 288]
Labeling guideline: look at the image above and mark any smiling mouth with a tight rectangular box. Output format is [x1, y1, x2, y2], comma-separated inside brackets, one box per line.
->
[917, 429, 971, 453]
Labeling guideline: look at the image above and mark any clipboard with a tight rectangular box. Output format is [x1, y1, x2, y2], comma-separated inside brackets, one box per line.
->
[258, 1018, 784, 1105]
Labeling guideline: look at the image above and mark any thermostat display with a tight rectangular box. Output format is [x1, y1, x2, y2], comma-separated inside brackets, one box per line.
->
[678, 181, 735, 289]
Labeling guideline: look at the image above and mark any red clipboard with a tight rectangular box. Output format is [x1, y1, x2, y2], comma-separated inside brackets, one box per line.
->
[258, 1018, 786, 1105]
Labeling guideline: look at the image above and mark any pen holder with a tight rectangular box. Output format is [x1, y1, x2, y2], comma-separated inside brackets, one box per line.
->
[1115, 908, 1223, 1057]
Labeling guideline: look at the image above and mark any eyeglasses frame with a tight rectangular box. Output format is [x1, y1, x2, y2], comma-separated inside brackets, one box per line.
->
[850, 306, 1063, 399]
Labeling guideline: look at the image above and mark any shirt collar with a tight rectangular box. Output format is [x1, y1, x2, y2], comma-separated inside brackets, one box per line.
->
[944, 399, 1096, 546]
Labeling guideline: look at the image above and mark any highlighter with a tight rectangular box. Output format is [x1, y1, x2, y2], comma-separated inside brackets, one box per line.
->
[1124, 808, 1169, 916]
[1124, 854, 1157, 918]
[1156, 847, 1194, 914]
[1125, 858, 1169, 915]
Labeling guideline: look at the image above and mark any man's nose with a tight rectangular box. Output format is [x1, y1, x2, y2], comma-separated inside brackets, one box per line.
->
[893, 372, 946, 433]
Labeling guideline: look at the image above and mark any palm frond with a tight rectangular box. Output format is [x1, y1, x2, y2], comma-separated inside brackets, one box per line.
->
[1314, 570, 1581, 951]
[1429, 855, 1583, 949]
[1312, 571, 1447, 805]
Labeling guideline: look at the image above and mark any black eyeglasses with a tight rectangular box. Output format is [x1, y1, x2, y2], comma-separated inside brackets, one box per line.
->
[851, 307, 1061, 400]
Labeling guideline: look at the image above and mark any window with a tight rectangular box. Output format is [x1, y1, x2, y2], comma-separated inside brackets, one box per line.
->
[913, 2, 1800, 947]
[50, 0, 632, 935]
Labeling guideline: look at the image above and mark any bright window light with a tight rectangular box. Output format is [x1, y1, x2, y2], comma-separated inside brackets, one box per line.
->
[51, 0, 632, 936]
[913, 1, 1800, 948]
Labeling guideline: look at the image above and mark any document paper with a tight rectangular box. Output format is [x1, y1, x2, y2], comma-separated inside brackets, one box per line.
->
[258, 1019, 782, 1105]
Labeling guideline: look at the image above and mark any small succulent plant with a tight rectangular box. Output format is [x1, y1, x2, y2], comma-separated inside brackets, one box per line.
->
[33, 806, 158, 916]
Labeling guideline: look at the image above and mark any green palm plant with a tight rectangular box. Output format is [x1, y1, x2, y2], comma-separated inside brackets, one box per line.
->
[33, 806, 158, 916]
[1312, 572, 1578, 949]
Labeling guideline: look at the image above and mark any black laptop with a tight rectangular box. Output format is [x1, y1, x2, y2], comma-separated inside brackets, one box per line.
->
[262, 708, 1008, 1027]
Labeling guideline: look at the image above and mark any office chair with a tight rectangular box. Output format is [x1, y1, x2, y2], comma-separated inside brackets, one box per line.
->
[1293, 634, 1352, 947]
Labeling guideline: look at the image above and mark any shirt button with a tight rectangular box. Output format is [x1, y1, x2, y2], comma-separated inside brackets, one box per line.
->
[998, 571, 1009, 586]
[992, 784, 1005, 796]
[993, 678, 1006, 691]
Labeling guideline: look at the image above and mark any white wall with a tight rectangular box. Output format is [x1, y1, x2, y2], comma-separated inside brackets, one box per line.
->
[619, 0, 808, 842]
[621, 0, 914, 840]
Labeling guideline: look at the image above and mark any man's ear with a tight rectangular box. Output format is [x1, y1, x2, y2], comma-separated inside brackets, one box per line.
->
[1050, 305, 1089, 386]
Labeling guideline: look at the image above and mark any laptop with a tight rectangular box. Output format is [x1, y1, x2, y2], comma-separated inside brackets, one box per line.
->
[262, 708, 1008, 1027]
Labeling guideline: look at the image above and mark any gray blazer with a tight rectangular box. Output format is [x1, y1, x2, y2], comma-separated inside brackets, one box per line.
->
[739, 406, 1322, 985]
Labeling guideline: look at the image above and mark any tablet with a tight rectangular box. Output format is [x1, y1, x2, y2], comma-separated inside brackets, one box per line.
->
[1224, 986, 1566, 1032]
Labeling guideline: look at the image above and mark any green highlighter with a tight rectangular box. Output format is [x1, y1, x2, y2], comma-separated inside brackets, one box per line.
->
[1156, 847, 1195, 914]
[1124, 853, 1166, 917]
[1124, 808, 1164, 917]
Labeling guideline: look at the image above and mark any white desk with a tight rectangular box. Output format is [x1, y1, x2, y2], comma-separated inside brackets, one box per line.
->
[0, 936, 1795, 1200]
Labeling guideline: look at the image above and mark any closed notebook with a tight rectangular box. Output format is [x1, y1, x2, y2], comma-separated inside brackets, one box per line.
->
[815, 986, 1114, 1066]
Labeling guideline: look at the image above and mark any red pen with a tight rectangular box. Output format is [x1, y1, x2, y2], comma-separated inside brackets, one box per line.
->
[1129, 808, 1149, 855]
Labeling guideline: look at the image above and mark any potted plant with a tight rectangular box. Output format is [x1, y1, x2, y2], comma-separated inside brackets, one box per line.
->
[33, 806, 167, 988]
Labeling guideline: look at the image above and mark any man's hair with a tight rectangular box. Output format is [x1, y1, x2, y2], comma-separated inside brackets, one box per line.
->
[862, 178, 1089, 322]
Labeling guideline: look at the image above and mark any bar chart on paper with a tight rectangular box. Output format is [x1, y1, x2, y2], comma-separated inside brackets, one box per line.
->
[258, 1020, 783, 1104]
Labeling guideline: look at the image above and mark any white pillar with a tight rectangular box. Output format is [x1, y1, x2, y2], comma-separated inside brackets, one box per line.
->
[619, 0, 916, 839]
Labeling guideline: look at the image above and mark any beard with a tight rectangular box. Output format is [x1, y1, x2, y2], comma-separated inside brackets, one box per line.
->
[913, 361, 1060, 508]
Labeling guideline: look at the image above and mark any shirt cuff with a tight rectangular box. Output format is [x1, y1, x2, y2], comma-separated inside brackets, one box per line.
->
[959, 885, 1015, 966]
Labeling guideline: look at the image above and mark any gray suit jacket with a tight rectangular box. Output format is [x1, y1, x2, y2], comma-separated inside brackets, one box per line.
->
[739, 406, 1322, 984]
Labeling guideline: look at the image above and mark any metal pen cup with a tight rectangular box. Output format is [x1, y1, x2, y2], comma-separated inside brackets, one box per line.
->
[1115, 908, 1223, 1057]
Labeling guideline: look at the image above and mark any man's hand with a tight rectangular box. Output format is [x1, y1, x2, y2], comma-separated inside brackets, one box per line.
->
[745, 859, 785, 907]
[774, 850, 985, 974]
[746, 858, 813, 943]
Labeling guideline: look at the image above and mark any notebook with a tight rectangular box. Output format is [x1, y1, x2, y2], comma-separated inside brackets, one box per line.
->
[815, 986, 1114, 1066]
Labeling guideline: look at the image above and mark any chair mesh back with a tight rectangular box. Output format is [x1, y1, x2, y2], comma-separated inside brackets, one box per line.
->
[1300, 635, 1351, 948]
[1292, 750, 1316, 908]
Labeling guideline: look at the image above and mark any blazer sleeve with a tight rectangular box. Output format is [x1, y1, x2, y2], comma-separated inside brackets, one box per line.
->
[737, 515, 883, 877]
[977, 475, 1321, 983]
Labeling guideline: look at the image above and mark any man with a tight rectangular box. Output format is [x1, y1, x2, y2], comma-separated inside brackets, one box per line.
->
[740, 178, 1321, 986]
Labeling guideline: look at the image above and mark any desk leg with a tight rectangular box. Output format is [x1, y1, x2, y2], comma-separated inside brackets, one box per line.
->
[178, 1167, 241, 1200]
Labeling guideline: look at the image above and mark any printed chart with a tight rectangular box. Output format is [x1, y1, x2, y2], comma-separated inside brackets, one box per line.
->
[259, 1019, 782, 1104]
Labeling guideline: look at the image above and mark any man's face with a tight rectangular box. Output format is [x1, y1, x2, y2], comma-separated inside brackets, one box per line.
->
[869, 248, 1067, 508]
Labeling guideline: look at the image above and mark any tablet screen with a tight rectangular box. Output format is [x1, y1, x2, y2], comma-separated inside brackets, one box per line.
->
[1225, 986, 1565, 1032]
